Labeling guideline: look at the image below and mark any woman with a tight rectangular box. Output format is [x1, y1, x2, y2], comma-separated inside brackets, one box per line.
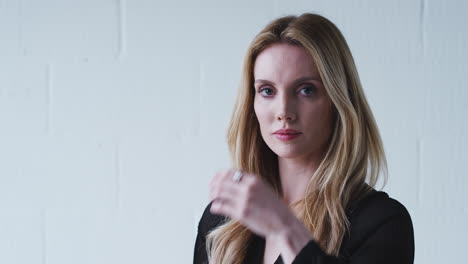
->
[193, 13, 414, 264]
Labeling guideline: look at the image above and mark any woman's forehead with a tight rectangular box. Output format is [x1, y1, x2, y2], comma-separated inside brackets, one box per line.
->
[253, 43, 319, 82]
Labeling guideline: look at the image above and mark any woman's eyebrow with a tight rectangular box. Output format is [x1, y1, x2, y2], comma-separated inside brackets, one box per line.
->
[254, 76, 320, 85]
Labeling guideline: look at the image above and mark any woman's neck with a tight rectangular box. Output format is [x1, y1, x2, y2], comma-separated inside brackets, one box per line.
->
[278, 154, 321, 206]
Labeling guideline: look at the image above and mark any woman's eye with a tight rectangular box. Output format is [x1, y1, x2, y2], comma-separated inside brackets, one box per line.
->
[257, 85, 316, 97]
[258, 87, 274, 96]
[299, 85, 316, 96]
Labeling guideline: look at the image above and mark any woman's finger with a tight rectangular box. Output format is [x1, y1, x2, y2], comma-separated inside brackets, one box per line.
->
[210, 178, 240, 202]
[210, 197, 235, 216]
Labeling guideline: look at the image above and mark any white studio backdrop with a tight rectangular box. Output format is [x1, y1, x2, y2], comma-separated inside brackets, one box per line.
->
[0, 0, 467, 263]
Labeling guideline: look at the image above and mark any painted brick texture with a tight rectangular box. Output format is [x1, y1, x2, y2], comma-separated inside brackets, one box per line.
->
[0, 0, 466, 263]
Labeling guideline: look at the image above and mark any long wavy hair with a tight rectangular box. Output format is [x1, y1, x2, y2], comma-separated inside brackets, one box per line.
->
[206, 13, 387, 264]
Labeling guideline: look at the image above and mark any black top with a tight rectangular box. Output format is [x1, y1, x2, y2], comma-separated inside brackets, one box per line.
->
[193, 188, 414, 264]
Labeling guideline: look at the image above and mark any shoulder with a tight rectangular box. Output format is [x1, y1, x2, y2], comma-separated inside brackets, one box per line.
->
[348, 188, 411, 218]
[348, 188, 412, 224]
[197, 200, 230, 236]
[343, 188, 414, 254]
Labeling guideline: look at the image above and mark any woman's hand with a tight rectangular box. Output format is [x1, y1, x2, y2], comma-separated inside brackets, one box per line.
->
[209, 168, 300, 238]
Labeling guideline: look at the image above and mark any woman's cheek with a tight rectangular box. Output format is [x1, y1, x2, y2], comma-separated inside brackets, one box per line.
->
[254, 102, 269, 125]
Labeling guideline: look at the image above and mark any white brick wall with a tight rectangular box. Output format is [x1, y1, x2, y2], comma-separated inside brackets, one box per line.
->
[0, 0, 466, 263]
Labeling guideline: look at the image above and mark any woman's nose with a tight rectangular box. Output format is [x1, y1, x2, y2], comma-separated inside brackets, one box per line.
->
[277, 113, 295, 121]
[276, 95, 297, 121]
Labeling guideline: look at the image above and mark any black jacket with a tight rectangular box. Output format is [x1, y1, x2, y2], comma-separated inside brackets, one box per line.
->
[194, 189, 414, 264]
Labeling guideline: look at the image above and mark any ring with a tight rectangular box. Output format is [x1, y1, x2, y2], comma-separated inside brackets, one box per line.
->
[232, 170, 243, 183]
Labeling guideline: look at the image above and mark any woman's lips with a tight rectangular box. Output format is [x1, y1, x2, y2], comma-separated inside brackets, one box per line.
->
[274, 133, 301, 141]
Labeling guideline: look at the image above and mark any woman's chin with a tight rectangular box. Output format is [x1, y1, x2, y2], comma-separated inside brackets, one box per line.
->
[271, 148, 305, 159]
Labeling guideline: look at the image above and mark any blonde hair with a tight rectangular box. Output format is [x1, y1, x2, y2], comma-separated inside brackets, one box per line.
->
[206, 13, 387, 263]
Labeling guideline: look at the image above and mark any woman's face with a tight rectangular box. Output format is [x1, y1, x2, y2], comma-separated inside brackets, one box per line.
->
[253, 43, 335, 160]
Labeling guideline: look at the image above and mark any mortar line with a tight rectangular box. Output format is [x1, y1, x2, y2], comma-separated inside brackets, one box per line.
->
[41, 208, 47, 264]
[117, 0, 127, 60]
[417, 138, 423, 206]
[115, 142, 122, 209]
[198, 61, 205, 137]
[46, 64, 53, 134]
[419, 0, 427, 58]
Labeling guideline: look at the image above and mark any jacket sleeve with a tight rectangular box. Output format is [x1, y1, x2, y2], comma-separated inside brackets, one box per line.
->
[193, 225, 208, 264]
[193, 201, 226, 264]
[291, 212, 414, 264]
